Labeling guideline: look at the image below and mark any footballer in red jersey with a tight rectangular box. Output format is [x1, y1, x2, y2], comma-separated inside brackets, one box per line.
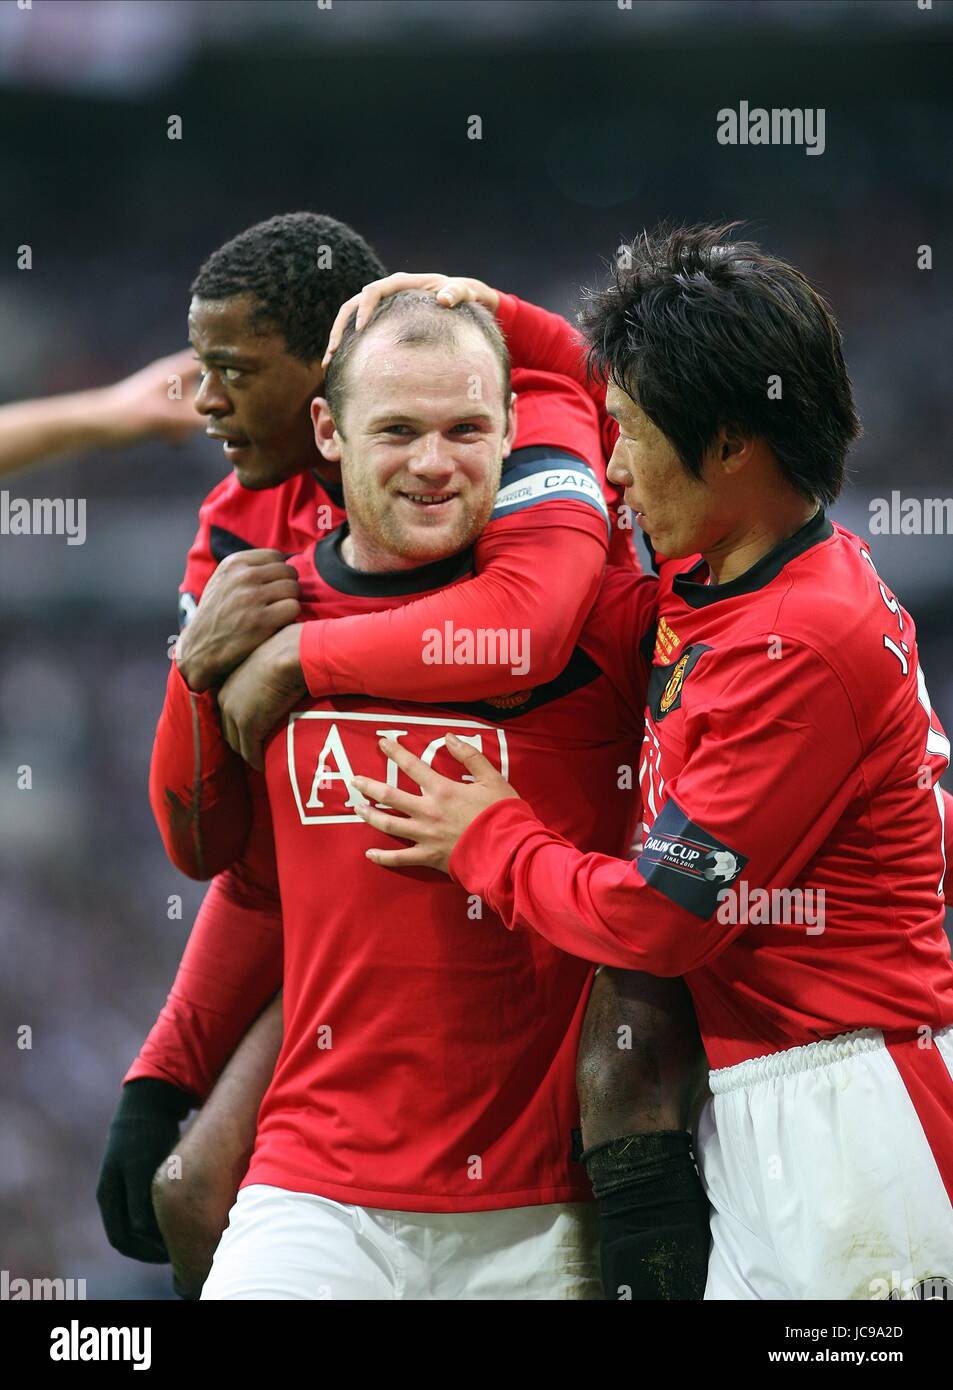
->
[99, 215, 661, 1296]
[130, 254, 953, 1298]
[355, 226, 953, 1301]
[187, 291, 661, 1299]
[113, 235, 953, 1301]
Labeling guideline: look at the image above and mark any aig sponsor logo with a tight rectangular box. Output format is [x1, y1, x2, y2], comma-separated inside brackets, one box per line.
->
[287, 712, 509, 826]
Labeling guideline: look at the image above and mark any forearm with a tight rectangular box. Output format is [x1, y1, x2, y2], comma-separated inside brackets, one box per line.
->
[449, 663, 861, 976]
[0, 387, 130, 476]
[495, 293, 618, 457]
[495, 292, 592, 398]
[153, 993, 283, 1299]
[449, 799, 733, 977]
[126, 857, 283, 1101]
[149, 657, 251, 879]
[300, 517, 606, 701]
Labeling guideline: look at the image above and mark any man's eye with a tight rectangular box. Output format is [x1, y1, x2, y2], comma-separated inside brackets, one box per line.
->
[450, 423, 479, 435]
[222, 367, 243, 383]
[383, 425, 412, 436]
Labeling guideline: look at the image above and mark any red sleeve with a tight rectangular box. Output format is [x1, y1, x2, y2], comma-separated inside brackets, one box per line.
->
[126, 780, 281, 1101]
[301, 511, 606, 701]
[944, 787, 953, 909]
[507, 366, 607, 468]
[151, 471, 251, 877]
[575, 566, 658, 722]
[179, 475, 231, 602]
[448, 640, 864, 975]
[148, 656, 251, 880]
[495, 291, 619, 464]
[496, 292, 636, 566]
[299, 375, 611, 700]
[138, 478, 280, 1098]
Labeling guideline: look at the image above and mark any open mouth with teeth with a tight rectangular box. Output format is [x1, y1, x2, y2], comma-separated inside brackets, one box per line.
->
[206, 430, 251, 457]
[399, 491, 459, 508]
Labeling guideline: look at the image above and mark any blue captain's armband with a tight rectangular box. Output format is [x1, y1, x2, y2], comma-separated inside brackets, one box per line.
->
[491, 447, 610, 532]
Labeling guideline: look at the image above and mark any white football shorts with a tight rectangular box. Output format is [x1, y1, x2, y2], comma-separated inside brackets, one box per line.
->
[698, 1025, 953, 1300]
[201, 1185, 601, 1300]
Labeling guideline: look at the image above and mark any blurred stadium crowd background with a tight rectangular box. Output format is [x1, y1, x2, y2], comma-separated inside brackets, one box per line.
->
[0, 0, 950, 1297]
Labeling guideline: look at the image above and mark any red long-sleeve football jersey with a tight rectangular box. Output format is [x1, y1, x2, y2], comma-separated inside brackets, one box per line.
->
[239, 544, 656, 1210]
[451, 514, 953, 1070]
[131, 372, 618, 1098]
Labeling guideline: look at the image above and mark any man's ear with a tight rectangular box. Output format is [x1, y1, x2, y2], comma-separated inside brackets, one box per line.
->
[713, 423, 755, 477]
[311, 397, 343, 463]
[500, 391, 518, 461]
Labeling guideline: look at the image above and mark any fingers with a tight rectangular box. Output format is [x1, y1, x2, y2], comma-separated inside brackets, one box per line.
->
[350, 776, 420, 816]
[162, 347, 202, 376]
[219, 699, 240, 758]
[226, 550, 294, 573]
[352, 802, 415, 840]
[378, 735, 440, 792]
[173, 358, 203, 395]
[212, 555, 298, 609]
[322, 295, 361, 364]
[433, 277, 478, 307]
[219, 696, 264, 771]
[353, 273, 448, 330]
[351, 278, 390, 331]
[219, 694, 263, 770]
[258, 577, 299, 603]
[435, 278, 499, 312]
[445, 731, 503, 783]
[243, 735, 265, 774]
[213, 552, 296, 587]
[322, 273, 450, 364]
[255, 566, 299, 590]
[262, 597, 301, 629]
[364, 844, 434, 869]
[221, 719, 240, 759]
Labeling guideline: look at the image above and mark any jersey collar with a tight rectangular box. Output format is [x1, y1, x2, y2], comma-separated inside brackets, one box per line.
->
[672, 508, 833, 608]
[313, 471, 345, 510]
[313, 523, 474, 597]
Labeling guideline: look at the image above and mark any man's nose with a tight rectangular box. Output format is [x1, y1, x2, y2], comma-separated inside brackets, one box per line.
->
[606, 445, 632, 490]
[194, 371, 230, 417]
[407, 434, 455, 478]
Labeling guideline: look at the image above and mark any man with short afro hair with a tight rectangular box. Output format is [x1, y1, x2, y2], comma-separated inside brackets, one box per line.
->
[191, 211, 386, 366]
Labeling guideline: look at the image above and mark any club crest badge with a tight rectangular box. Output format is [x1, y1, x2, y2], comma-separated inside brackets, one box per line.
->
[660, 653, 690, 714]
[649, 643, 712, 722]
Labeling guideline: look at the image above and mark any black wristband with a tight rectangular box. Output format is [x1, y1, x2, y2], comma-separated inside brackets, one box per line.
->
[117, 1078, 196, 1124]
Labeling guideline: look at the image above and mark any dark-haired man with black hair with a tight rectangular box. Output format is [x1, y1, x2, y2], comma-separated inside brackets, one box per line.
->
[98, 212, 389, 1271]
[351, 226, 953, 1301]
[186, 213, 385, 494]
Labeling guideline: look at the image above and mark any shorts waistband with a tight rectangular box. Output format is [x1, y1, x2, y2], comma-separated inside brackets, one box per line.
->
[709, 1028, 886, 1094]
